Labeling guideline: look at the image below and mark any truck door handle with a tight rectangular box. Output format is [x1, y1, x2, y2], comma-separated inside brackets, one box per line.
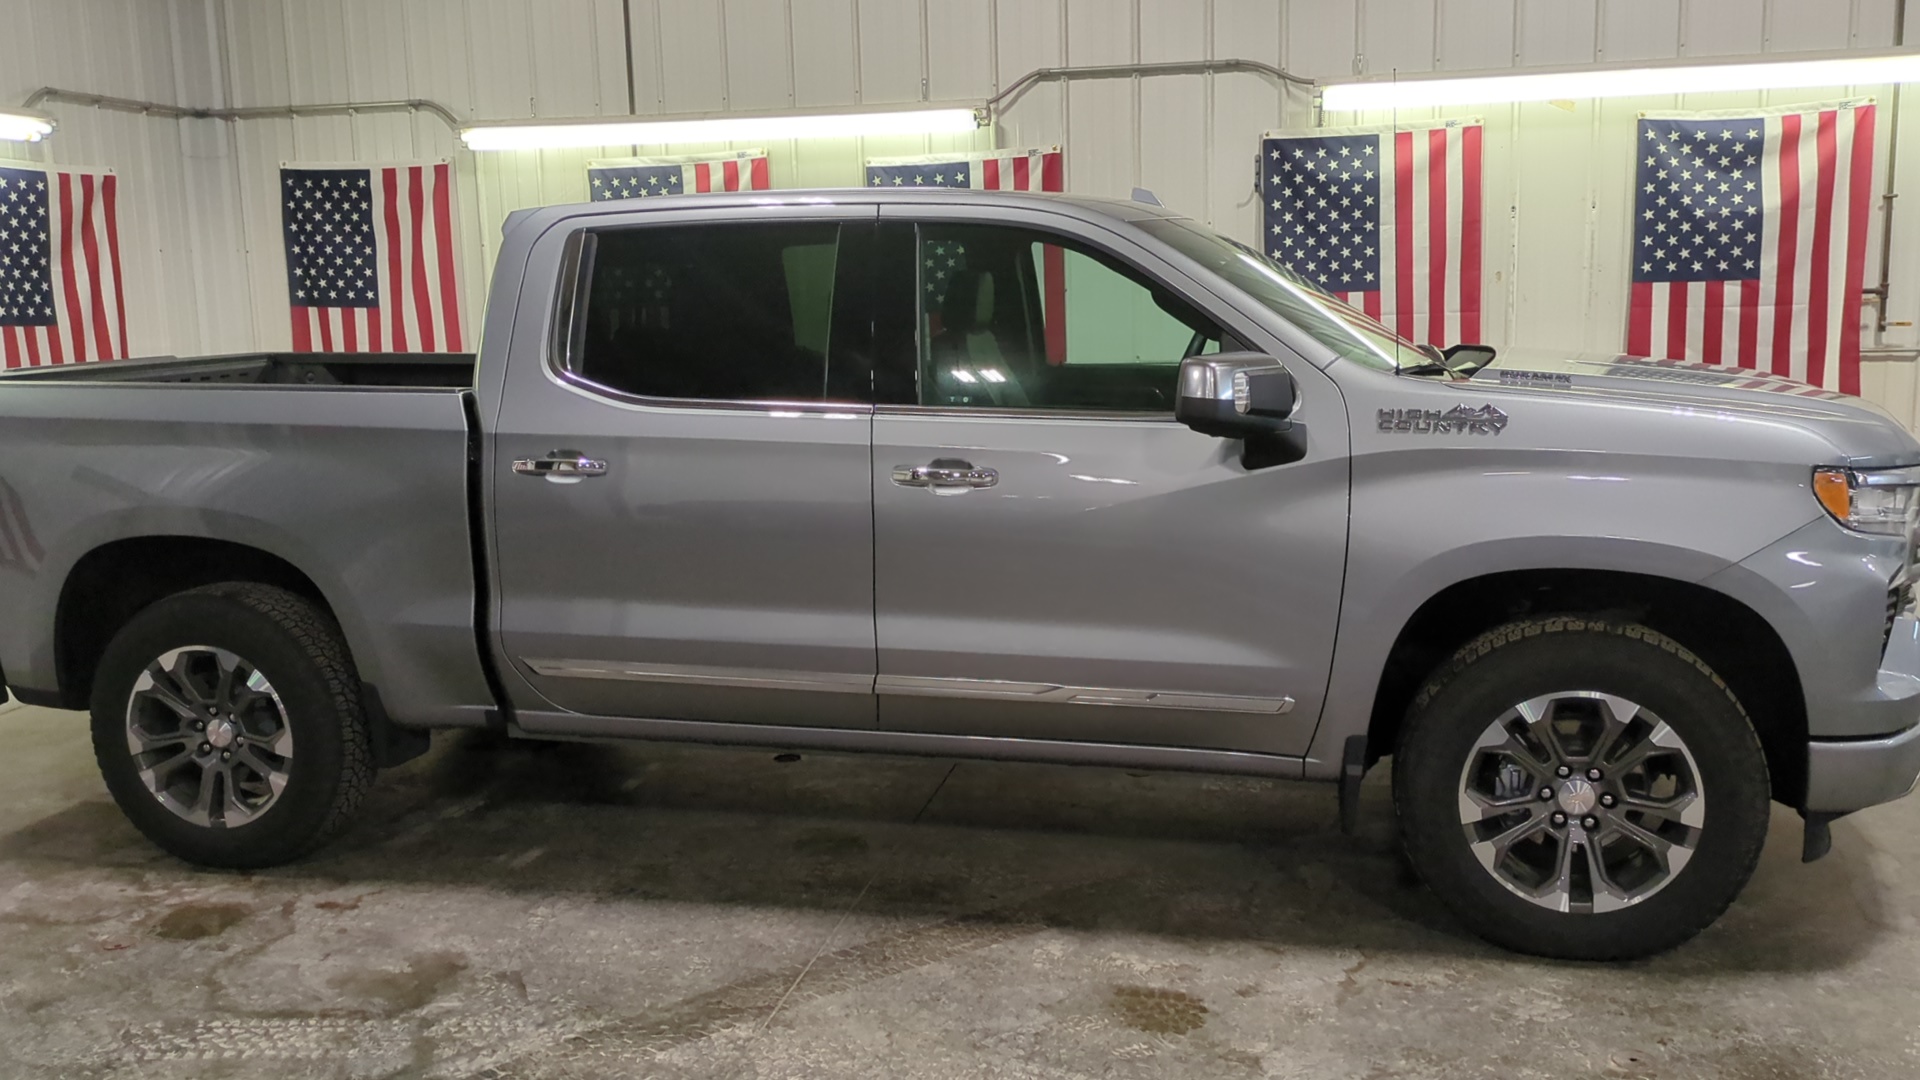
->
[891, 460, 998, 490]
[513, 449, 608, 484]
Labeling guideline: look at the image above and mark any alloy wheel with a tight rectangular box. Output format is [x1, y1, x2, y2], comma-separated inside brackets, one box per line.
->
[125, 646, 294, 828]
[1456, 691, 1706, 914]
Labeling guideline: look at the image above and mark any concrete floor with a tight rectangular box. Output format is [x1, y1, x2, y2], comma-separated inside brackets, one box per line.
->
[2, 704, 1918, 1080]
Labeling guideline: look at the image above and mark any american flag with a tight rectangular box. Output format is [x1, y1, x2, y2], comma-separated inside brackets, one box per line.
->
[867, 147, 1065, 360]
[280, 162, 463, 353]
[1626, 101, 1874, 394]
[0, 164, 127, 368]
[588, 150, 770, 199]
[1262, 121, 1484, 348]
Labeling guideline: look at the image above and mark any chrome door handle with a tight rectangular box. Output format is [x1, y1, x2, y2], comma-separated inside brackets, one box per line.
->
[891, 460, 998, 489]
[513, 449, 608, 484]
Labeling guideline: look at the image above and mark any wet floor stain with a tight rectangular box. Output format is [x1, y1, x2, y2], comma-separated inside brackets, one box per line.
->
[328, 952, 468, 1016]
[151, 902, 250, 941]
[1109, 985, 1209, 1036]
[792, 828, 869, 856]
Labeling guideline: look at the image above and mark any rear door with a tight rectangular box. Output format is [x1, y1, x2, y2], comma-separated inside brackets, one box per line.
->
[869, 207, 1350, 757]
[489, 204, 881, 730]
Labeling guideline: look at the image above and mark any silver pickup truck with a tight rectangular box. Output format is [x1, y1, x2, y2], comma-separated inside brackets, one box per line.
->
[3, 189, 1918, 961]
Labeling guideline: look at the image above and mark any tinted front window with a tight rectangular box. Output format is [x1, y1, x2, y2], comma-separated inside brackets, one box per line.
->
[570, 222, 842, 401]
[915, 223, 1225, 412]
[1139, 216, 1418, 372]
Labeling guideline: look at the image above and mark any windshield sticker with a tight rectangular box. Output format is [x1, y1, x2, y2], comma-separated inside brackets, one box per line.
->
[1379, 404, 1510, 435]
[1496, 369, 1573, 387]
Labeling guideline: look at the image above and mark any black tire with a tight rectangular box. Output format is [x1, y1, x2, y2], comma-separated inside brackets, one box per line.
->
[89, 583, 374, 868]
[1393, 616, 1771, 960]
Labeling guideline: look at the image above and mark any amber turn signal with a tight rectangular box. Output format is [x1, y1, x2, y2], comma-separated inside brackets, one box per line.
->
[1813, 467, 1853, 524]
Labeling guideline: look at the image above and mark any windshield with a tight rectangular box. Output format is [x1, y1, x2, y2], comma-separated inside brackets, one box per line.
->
[1138, 216, 1423, 373]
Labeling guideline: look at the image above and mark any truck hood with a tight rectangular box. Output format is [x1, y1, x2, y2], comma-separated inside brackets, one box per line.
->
[1477, 348, 1920, 466]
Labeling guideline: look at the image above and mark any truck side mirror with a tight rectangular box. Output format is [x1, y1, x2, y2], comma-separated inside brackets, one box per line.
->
[1175, 353, 1297, 440]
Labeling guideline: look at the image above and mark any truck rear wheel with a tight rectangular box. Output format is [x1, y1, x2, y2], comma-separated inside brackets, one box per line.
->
[1393, 616, 1771, 960]
[89, 583, 374, 868]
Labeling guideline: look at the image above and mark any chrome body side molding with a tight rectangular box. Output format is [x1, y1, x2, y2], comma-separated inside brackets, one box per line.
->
[522, 660, 1296, 716]
[875, 674, 1295, 714]
[520, 659, 872, 695]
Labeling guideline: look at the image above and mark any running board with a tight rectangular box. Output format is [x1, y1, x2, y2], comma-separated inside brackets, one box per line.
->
[509, 709, 1310, 780]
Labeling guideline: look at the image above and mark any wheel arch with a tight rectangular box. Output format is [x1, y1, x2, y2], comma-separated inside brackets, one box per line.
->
[1360, 568, 1808, 807]
[52, 536, 338, 712]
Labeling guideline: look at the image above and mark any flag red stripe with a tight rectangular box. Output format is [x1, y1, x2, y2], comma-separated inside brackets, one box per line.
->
[342, 307, 359, 352]
[1627, 281, 1653, 356]
[1012, 155, 1031, 190]
[1362, 289, 1382, 322]
[1043, 243, 1067, 363]
[1772, 114, 1802, 378]
[23, 328, 44, 367]
[1738, 279, 1760, 369]
[1805, 109, 1838, 391]
[982, 157, 1000, 188]
[1665, 281, 1688, 360]
[317, 308, 335, 352]
[55, 173, 86, 363]
[1841, 104, 1876, 395]
[750, 156, 770, 190]
[1460, 124, 1483, 343]
[1427, 127, 1448, 346]
[433, 163, 462, 351]
[694, 163, 712, 193]
[383, 168, 408, 351]
[290, 307, 313, 352]
[722, 160, 741, 192]
[2, 328, 20, 370]
[367, 303, 382, 351]
[103, 174, 126, 358]
[79, 174, 111, 361]
[1702, 279, 1725, 364]
[1040, 151, 1063, 192]
[1393, 131, 1415, 339]
[408, 167, 435, 352]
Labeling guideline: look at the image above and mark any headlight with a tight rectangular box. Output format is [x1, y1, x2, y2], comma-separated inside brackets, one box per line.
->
[1813, 466, 1920, 536]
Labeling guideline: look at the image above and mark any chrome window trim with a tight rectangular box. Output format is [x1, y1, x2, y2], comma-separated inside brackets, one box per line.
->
[874, 403, 1177, 423]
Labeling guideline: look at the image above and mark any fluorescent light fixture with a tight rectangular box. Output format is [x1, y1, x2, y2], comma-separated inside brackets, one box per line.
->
[1322, 48, 1920, 110]
[0, 110, 55, 143]
[461, 107, 981, 151]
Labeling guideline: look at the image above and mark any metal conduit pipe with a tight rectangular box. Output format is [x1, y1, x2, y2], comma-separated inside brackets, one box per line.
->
[1868, 0, 1908, 340]
[21, 87, 464, 132]
[984, 59, 1314, 117]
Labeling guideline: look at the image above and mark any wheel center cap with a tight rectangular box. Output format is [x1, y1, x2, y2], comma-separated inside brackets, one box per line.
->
[207, 719, 239, 749]
[1556, 777, 1598, 816]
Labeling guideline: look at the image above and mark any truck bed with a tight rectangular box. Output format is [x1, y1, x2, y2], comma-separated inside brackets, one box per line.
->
[0, 351, 476, 389]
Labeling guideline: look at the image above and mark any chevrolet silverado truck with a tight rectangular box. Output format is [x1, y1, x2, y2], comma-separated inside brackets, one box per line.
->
[3, 189, 1918, 961]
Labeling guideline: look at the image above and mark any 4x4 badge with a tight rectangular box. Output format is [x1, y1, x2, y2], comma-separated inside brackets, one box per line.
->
[1378, 404, 1509, 435]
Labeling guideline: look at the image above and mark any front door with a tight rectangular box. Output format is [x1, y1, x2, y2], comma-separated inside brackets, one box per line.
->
[870, 213, 1349, 756]
[491, 208, 879, 730]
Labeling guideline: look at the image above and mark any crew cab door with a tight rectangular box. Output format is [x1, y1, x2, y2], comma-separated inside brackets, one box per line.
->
[489, 204, 880, 730]
[869, 208, 1349, 756]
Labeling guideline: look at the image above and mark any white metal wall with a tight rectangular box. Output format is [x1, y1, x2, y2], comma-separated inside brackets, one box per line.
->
[11, 0, 1920, 425]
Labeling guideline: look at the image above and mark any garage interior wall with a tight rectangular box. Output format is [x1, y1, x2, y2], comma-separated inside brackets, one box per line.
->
[8, 0, 1920, 420]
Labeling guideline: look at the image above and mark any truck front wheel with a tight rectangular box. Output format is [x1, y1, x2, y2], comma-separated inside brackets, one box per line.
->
[88, 583, 374, 868]
[1394, 616, 1771, 960]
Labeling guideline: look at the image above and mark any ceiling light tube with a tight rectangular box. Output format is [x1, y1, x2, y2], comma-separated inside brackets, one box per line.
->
[461, 107, 982, 151]
[0, 109, 56, 143]
[1322, 49, 1920, 111]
